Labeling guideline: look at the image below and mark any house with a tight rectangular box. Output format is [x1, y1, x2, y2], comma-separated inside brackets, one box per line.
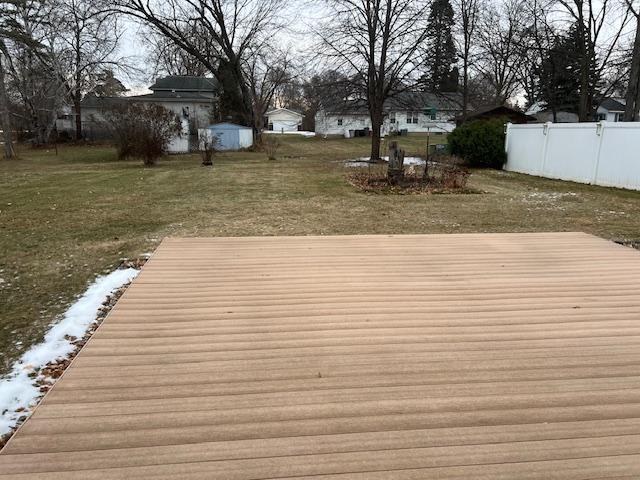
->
[525, 98, 628, 123]
[80, 76, 218, 142]
[596, 98, 626, 122]
[315, 91, 465, 137]
[525, 101, 579, 123]
[265, 108, 303, 132]
[459, 105, 536, 125]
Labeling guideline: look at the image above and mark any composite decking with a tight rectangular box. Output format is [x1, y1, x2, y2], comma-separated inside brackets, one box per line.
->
[2, 233, 640, 478]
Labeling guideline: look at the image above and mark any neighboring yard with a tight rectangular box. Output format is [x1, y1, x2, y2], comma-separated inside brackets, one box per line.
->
[1, 133, 639, 371]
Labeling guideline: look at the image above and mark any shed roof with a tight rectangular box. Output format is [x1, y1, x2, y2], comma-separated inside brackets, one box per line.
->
[461, 105, 536, 124]
[207, 122, 253, 130]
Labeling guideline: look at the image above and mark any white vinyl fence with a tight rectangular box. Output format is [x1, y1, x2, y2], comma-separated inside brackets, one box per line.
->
[505, 122, 640, 191]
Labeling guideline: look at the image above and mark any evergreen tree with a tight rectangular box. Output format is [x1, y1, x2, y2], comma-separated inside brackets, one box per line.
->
[423, 0, 458, 92]
[93, 70, 128, 97]
[539, 25, 583, 120]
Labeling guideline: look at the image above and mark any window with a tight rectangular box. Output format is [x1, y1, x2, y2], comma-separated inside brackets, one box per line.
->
[389, 113, 396, 124]
[406, 112, 419, 124]
[337, 118, 343, 126]
[596, 113, 606, 121]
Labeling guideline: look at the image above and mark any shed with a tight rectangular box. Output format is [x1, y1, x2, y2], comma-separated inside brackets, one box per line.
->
[201, 123, 253, 151]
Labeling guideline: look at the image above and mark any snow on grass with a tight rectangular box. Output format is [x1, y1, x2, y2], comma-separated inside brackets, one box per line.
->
[0, 268, 139, 436]
[345, 156, 426, 167]
[263, 131, 316, 137]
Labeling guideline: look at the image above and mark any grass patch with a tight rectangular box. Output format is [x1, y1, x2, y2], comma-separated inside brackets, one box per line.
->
[1, 133, 639, 371]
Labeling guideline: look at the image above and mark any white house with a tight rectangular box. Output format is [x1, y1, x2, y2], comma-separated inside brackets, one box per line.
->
[525, 98, 627, 123]
[525, 101, 579, 123]
[596, 98, 626, 122]
[79, 76, 218, 142]
[315, 92, 464, 137]
[265, 108, 303, 132]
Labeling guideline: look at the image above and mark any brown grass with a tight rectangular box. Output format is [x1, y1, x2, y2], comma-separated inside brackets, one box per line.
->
[0, 133, 639, 371]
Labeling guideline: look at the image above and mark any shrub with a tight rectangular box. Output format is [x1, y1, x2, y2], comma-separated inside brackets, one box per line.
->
[102, 103, 182, 166]
[262, 135, 280, 160]
[199, 131, 218, 166]
[448, 118, 507, 169]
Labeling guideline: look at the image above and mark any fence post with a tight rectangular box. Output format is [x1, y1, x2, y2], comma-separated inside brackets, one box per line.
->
[592, 121, 606, 185]
[539, 122, 552, 176]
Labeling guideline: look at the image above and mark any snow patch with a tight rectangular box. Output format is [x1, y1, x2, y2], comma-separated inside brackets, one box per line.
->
[345, 156, 426, 167]
[263, 131, 316, 137]
[0, 268, 139, 436]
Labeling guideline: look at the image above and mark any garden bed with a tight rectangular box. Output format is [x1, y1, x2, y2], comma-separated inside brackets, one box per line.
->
[347, 160, 481, 195]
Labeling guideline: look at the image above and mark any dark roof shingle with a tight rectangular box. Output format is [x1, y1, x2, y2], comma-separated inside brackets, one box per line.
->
[149, 76, 217, 92]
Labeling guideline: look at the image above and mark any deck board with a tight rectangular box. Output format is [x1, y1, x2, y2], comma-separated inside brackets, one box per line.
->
[2, 232, 640, 478]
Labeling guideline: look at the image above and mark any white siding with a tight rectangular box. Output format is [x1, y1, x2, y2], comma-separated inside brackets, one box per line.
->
[315, 109, 455, 136]
[505, 122, 640, 191]
[167, 119, 190, 153]
[267, 110, 302, 132]
[238, 128, 254, 148]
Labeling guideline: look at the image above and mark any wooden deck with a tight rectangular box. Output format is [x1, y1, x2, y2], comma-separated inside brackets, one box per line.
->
[2, 233, 640, 479]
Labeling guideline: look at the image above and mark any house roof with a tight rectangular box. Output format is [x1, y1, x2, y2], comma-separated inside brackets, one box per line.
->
[320, 91, 467, 116]
[80, 93, 129, 109]
[461, 105, 536, 124]
[149, 76, 218, 92]
[128, 91, 216, 102]
[599, 97, 626, 113]
[206, 122, 253, 131]
[386, 91, 465, 112]
[265, 108, 303, 118]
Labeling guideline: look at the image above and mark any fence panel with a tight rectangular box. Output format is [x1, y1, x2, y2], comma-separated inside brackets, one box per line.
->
[505, 122, 640, 191]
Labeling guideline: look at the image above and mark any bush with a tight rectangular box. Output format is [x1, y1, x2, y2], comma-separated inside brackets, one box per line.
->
[448, 118, 507, 169]
[199, 130, 218, 166]
[262, 135, 280, 160]
[102, 103, 182, 166]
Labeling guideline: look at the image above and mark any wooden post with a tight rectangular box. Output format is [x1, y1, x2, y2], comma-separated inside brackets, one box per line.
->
[387, 141, 405, 185]
[424, 127, 430, 180]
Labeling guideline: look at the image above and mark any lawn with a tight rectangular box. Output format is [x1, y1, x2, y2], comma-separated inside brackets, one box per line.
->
[1, 134, 639, 372]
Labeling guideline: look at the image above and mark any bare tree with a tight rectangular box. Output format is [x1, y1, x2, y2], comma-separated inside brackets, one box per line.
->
[0, 0, 36, 158]
[624, 0, 640, 121]
[553, 0, 632, 120]
[116, 0, 286, 136]
[475, 0, 528, 105]
[316, 0, 431, 161]
[6, 0, 68, 145]
[452, 0, 481, 119]
[146, 28, 210, 78]
[516, 0, 555, 109]
[54, 0, 124, 140]
[245, 46, 293, 136]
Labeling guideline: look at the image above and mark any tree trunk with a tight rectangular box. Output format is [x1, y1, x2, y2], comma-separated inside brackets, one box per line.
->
[625, 15, 640, 122]
[462, 59, 469, 120]
[0, 54, 15, 159]
[577, 23, 593, 122]
[369, 108, 383, 162]
[387, 140, 405, 185]
[74, 91, 82, 140]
